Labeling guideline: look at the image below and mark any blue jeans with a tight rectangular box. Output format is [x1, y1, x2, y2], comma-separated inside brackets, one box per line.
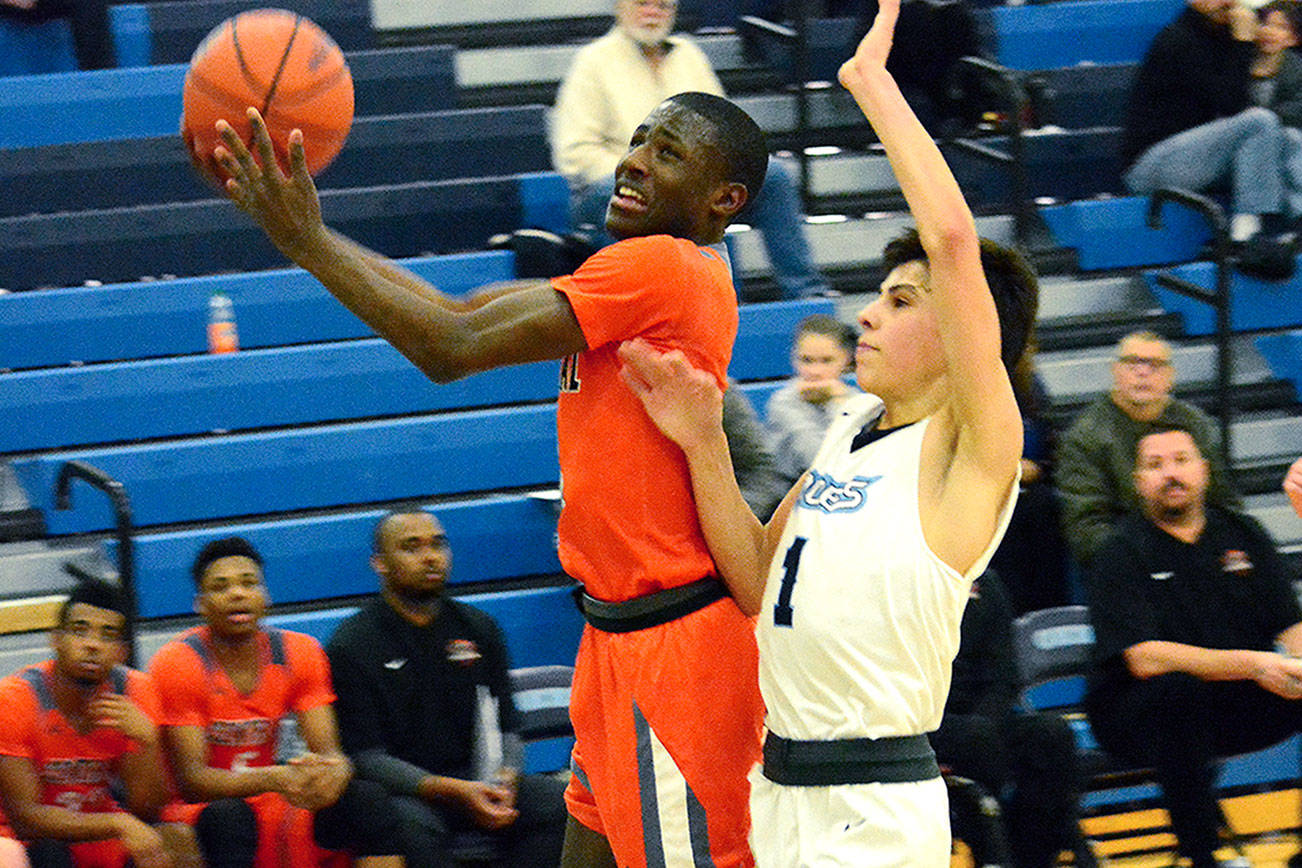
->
[1124, 107, 1290, 219]
[572, 155, 829, 299]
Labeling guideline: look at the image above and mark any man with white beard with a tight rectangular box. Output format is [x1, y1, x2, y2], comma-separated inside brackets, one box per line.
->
[551, 0, 830, 301]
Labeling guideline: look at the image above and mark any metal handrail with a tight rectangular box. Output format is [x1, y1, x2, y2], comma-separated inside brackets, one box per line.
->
[1144, 188, 1234, 458]
[955, 56, 1034, 248]
[54, 460, 138, 666]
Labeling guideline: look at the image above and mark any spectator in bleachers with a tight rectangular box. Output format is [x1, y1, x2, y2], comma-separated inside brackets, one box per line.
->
[1286, 455, 1302, 516]
[0, 0, 113, 70]
[1056, 330, 1237, 568]
[149, 538, 402, 868]
[930, 570, 1091, 868]
[215, 88, 771, 867]
[325, 510, 567, 868]
[988, 353, 1072, 615]
[1083, 425, 1302, 868]
[551, 0, 832, 301]
[723, 383, 788, 520]
[1122, 0, 1300, 280]
[763, 313, 859, 489]
[0, 579, 174, 868]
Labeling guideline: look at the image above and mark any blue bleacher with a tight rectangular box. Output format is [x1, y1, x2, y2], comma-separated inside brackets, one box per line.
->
[0, 105, 552, 218]
[986, 0, 1183, 70]
[0, 44, 455, 150]
[12, 404, 560, 535]
[1039, 196, 1212, 271]
[0, 251, 512, 369]
[115, 494, 564, 618]
[1257, 331, 1302, 389]
[0, 295, 829, 452]
[0, 172, 569, 291]
[1146, 264, 1302, 336]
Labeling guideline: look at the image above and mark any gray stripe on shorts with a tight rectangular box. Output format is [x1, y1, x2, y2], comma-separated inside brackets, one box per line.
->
[633, 701, 717, 868]
[634, 702, 666, 868]
[570, 754, 592, 796]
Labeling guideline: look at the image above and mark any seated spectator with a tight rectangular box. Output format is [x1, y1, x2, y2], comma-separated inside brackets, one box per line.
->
[1286, 455, 1302, 516]
[1056, 331, 1238, 569]
[1084, 425, 1302, 868]
[988, 353, 1071, 615]
[551, 0, 831, 300]
[1122, 0, 1299, 279]
[0, 579, 173, 868]
[149, 538, 402, 868]
[326, 510, 567, 868]
[764, 313, 859, 489]
[930, 570, 1090, 868]
[0, 0, 113, 70]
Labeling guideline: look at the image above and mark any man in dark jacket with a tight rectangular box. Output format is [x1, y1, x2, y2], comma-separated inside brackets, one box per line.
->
[1122, 0, 1299, 277]
[326, 510, 567, 868]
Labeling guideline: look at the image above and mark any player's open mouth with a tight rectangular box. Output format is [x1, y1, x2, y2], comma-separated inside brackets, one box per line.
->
[612, 185, 648, 211]
[227, 611, 254, 623]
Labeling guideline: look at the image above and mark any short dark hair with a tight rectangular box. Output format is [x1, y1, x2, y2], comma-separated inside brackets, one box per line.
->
[1135, 423, 1204, 464]
[372, 507, 433, 554]
[880, 227, 1039, 372]
[794, 313, 857, 356]
[191, 536, 263, 588]
[667, 91, 769, 211]
[58, 578, 129, 628]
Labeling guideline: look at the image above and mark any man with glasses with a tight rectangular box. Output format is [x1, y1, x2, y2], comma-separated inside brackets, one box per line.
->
[1057, 330, 1238, 567]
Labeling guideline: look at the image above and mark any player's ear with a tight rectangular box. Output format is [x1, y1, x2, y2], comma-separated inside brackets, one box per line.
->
[370, 553, 387, 578]
[192, 592, 205, 616]
[710, 181, 748, 221]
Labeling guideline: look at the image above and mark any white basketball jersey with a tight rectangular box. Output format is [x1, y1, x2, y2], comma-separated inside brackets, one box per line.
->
[757, 394, 1018, 741]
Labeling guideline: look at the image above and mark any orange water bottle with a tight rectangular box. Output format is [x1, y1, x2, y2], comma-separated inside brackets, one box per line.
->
[207, 291, 239, 354]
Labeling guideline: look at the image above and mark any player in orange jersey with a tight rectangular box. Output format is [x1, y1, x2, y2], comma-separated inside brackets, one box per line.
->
[0, 580, 173, 868]
[149, 538, 401, 868]
[211, 91, 770, 868]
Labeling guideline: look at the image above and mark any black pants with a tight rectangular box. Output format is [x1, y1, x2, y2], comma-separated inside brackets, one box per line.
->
[931, 711, 1083, 868]
[1087, 674, 1302, 866]
[195, 777, 402, 868]
[0, 0, 113, 69]
[389, 773, 568, 868]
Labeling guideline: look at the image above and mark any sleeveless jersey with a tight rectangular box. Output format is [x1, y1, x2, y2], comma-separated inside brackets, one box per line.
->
[149, 627, 333, 771]
[0, 661, 159, 822]
[757, 394, 1018, 741]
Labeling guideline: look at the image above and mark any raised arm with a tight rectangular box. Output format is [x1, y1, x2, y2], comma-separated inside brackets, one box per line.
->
[619, 340, 799, 615]
[211, 111, 587, 383]
[837, 1, 1021, 478]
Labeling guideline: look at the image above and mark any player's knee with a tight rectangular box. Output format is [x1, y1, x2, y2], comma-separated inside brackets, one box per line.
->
[312, 779, 401, 856]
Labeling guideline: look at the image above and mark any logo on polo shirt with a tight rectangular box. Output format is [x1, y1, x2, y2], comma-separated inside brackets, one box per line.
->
[1222, 549, 1254, 576]
[1150, 572, 1173, 581]
[446, 639, 481, 665]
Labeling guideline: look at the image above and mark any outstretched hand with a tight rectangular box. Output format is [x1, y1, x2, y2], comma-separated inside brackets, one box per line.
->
[838, 0, 900, 91]
[214, 108, 324, 258]
[618, 338, 724, 451]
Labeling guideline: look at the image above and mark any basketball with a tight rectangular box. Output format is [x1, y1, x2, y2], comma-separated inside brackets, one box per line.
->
[182, 9, 354, 182]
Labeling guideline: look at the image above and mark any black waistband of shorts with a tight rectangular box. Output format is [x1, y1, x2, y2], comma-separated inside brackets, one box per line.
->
[762, 731, 940, 786]
[575, 577, 728, 633]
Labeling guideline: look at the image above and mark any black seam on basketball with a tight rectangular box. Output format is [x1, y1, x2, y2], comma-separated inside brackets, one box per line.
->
[262, 15, 302, 118]
[271, 65, 349, 109]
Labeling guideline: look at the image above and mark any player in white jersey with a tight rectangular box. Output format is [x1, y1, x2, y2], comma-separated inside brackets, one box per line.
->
[618, 2, 1039, 864]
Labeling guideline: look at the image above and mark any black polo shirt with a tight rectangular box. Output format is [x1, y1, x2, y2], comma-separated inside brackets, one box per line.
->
[1085, 507, 1300, 702]
[327, 596, 517, 781]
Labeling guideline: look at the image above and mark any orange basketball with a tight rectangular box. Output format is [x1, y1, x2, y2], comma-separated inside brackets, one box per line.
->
[182, 8, 353, 182]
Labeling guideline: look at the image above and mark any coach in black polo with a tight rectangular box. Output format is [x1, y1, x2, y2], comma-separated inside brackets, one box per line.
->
[1084, 424, 1302, 868]
[325, 509, 567, 868]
